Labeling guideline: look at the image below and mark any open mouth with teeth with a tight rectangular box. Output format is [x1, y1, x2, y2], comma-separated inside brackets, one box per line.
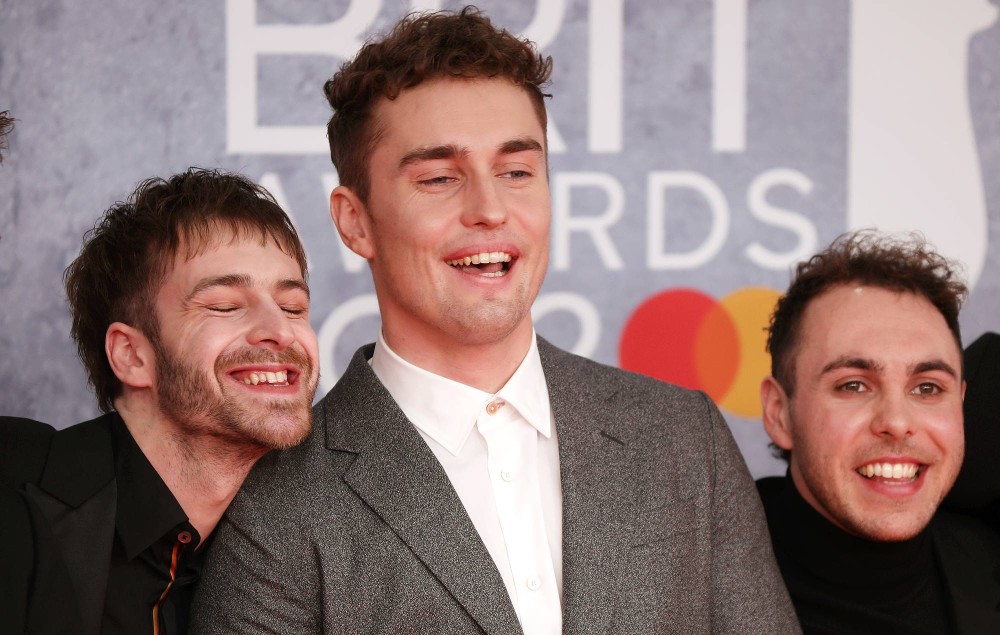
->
[230, 369, 295, 387]
[856, 461, 922, 484]
[446, 251, 513, 278]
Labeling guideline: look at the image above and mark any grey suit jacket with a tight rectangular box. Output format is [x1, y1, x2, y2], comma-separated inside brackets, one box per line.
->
[191, 339, 799, 634]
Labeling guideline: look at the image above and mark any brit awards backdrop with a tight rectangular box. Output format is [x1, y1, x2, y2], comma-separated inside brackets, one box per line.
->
[2, 0, 999, 477]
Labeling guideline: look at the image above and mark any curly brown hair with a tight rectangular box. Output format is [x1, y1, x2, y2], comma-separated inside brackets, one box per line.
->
[323, 5, 553, 203]
[64, 168, 308, 413]
[768, 230, 968, 398]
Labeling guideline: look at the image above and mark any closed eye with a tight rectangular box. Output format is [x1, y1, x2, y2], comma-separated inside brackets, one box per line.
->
[500, 169, 532, 179]
[418, 175, 457, 186]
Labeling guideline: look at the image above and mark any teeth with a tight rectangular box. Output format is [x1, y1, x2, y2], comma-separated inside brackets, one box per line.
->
[447, 252, 514, 267]
[857, 462, 919, 480]
[241, 370, 289, 386]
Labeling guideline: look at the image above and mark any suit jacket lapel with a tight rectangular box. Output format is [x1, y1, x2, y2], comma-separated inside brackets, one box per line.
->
[26, 414, 118, 635]
[539, 339, 637, 634]
[324, 345, 523, 635]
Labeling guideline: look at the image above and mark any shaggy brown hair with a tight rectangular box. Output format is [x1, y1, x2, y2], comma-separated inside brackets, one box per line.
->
[323, 5, 553, 203]
[64, 168, 308, 413]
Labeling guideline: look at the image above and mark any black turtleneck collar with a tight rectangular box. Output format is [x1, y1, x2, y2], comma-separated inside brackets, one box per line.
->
[757, 475, 953, 635]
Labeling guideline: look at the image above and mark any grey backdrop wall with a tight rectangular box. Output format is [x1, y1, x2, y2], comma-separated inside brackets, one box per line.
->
[2, 0, 998, 478]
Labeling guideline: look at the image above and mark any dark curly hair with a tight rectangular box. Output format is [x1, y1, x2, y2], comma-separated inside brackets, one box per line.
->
[768, 230, 967, 397]
[64, 168, 308, 413]
[323, 5, 553, 203]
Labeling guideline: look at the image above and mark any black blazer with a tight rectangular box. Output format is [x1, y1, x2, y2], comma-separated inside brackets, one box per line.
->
[0, 414, 119, 635]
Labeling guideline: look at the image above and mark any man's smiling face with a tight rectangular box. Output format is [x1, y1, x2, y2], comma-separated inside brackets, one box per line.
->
[768, 284, 965, 541]
[150, 231, 319, 451]
[353, 76, 551, 357]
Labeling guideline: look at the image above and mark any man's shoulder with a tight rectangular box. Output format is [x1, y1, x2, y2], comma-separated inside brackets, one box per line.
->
[932, 507, 1000, 554]
[537, 337, 706, 404]
[536, 339, 727, 458]
[1, 413, 116, 496]
[0, 416, 57, 488]
[929, 508, 1000, 629]
[0, 415, 56, 455]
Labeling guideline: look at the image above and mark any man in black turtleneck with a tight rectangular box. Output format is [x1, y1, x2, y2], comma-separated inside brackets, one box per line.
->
[757, 231, 1000, 634]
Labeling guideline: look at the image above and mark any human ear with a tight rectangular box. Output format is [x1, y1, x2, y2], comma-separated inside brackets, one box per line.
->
[761, 376, 794, 451]
[330, 185, 375, 260]
[105, 322, 154, 389]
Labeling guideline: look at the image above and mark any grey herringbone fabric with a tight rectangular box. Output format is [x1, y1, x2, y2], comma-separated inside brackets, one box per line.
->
[190, 339, 800, 634]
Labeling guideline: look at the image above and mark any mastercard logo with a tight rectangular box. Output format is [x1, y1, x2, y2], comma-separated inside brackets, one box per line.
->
[618, 287, 781, 418]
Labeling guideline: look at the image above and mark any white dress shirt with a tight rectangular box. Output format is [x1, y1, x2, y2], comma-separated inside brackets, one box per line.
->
[370, 330, 563, 635]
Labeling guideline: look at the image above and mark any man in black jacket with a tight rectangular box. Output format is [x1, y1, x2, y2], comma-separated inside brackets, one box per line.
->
[0, 168, 319, 635]
[757, 231, 1000, 634]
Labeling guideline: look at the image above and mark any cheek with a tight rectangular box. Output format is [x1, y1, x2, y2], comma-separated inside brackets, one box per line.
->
[297, 326, 320, 360]
[521, 199, 551, 234]
[790, 404, 857, 458]
[194, 327, 246, 364]
[926, 408, 964, 454]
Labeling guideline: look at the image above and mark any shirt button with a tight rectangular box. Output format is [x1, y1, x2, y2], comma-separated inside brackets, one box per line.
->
[486, 399, 505, 415]
[526, 576, 541, 591]
[500, 468, 513, 482]
[177, 531, 192, 544]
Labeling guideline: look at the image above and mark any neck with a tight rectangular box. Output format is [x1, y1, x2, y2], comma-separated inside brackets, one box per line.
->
[115, 394, 266, 540]
[381, 320, 535, 393]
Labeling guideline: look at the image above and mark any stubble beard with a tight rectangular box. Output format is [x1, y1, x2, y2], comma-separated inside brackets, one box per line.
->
[153, 341, 316, 454]
[793, 442, 947, 543]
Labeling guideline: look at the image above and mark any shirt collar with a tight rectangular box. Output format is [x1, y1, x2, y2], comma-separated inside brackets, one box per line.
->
[370, 329, 552, 456]
[111, 413, 196, 559]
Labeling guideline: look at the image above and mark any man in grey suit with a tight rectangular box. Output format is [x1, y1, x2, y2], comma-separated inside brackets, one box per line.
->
[191, 7, 798, 634]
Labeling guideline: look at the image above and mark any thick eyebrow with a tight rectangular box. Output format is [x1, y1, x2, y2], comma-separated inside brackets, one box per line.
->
[910, 359, 959, 379]
[398, 144, 467, 170]
[820, 356, 884, 376]
[277, 278, 311, 299]
[185, 274, 310, 303]
[498, 137, 544, 156]
[397, 137, 545, 172]
[819, 356, 959, 381]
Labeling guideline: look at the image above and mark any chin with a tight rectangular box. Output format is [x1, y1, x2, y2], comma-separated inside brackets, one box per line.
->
[232, 407, 313, 451]
[848, 511, 935, 543]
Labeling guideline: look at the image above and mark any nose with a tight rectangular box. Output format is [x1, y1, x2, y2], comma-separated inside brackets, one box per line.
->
[869, 393, 915, 440]
[247, 301, 296, 351]
[461, 174, 508, 228]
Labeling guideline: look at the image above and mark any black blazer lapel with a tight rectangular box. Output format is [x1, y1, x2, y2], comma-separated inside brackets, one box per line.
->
[538, 339, 636, 635]
[25, 414, 118, 635]
[323, 345, 523, 635]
